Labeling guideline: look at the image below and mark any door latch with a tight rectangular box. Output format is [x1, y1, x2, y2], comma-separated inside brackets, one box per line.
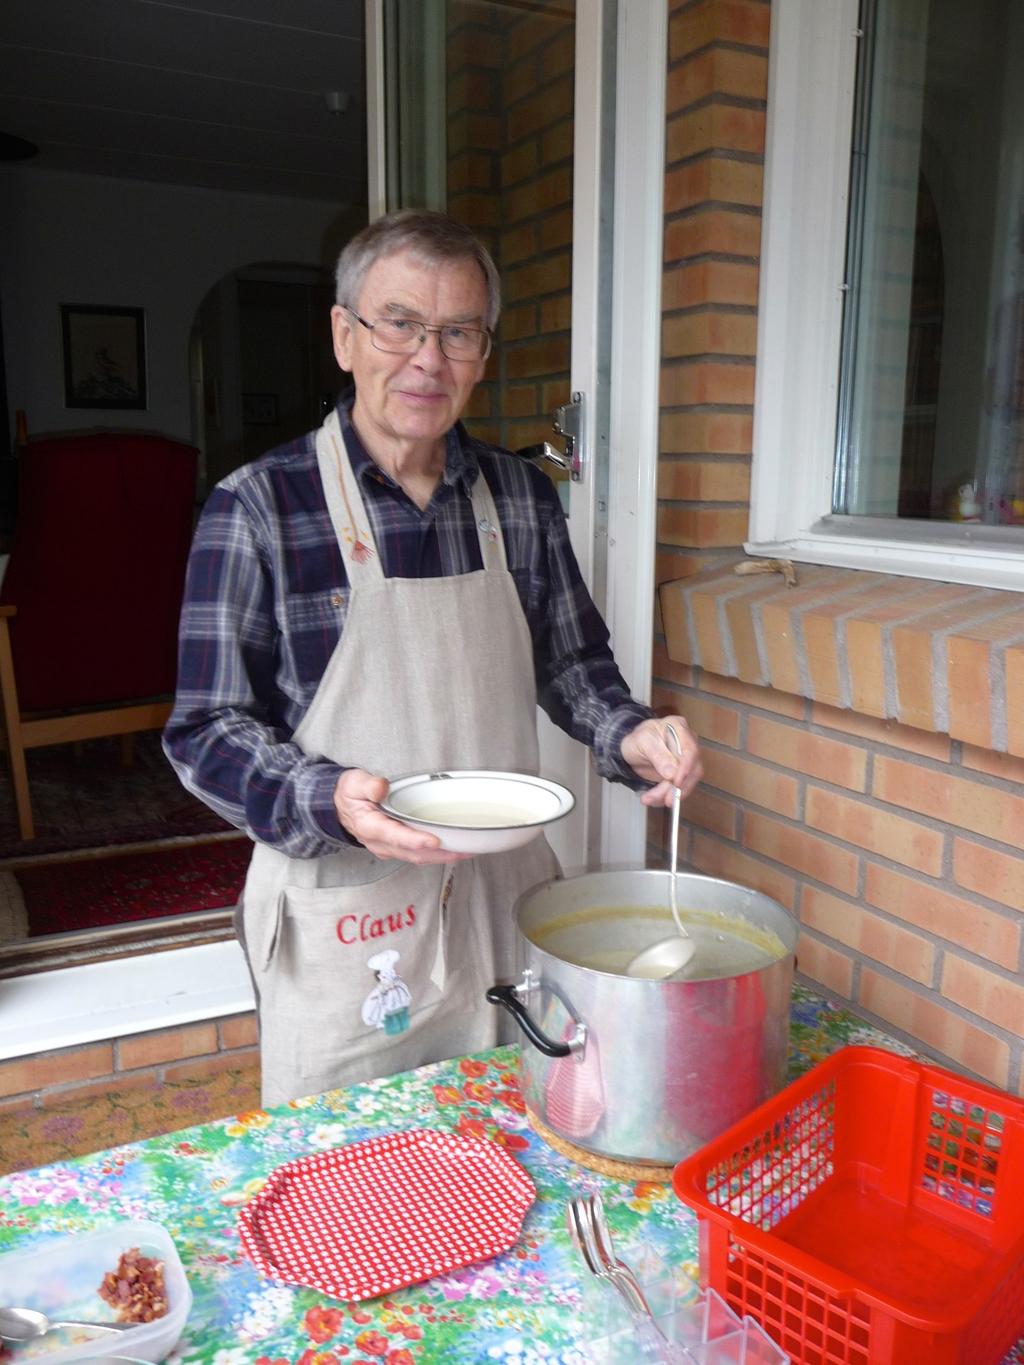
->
[553, 392, 583, 482]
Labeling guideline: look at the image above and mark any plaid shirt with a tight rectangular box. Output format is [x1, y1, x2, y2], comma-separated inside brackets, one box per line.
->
[164, 399, 652, 857]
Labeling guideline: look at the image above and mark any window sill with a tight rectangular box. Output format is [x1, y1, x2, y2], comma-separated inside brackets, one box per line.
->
[0, 940, 254, 1061]
[746, 524, 1024, 594]
[659, 560, 1024, 754]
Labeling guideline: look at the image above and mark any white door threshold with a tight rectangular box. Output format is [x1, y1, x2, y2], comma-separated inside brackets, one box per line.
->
[0, 941, 255, 1061]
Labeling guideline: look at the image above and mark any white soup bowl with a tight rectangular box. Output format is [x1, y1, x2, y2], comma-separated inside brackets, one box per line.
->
[381, 770, 575, 854]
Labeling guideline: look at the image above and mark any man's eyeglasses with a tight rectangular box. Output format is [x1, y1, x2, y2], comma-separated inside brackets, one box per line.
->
[344, 307, 492, 361]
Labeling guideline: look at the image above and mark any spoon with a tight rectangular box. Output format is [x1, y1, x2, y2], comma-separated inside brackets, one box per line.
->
[0, 1305, 133, 1342]
[625, 725, 697, 980]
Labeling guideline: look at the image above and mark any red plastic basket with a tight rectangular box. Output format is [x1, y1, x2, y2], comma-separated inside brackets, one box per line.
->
[673, 1046, 1024, 1365]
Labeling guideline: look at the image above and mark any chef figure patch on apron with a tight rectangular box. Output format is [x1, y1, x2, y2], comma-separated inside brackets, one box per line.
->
[359, 868, 454, 1035]
[362, 950, 411, 1034]
[241, 409, 560, 1106]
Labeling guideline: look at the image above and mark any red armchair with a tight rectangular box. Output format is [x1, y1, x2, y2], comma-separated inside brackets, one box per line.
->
[0, 431, 198, 839]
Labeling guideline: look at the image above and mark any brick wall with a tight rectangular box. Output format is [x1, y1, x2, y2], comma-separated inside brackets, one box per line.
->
[0, 1013, 258, 1118]
[447, 2, 574, 462]
[656, 0, 765, 591]
[654, 0, 1024, 1095]
[495, 9, 573, 455]
[446, 2, 504, 442]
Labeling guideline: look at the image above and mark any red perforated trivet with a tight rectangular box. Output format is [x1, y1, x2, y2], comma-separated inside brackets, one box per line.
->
[237, 1128, 536, 1301]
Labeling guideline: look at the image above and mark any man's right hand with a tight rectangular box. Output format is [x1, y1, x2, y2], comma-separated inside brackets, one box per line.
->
[333, 768, 471, 864]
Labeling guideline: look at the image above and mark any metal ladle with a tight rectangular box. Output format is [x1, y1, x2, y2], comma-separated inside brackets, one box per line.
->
[625, 725, 697, 980]
[0, 1305, 133, 1342]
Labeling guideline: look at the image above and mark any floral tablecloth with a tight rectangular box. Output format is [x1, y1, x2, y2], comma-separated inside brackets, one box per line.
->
[0, 986, 1019, 1365]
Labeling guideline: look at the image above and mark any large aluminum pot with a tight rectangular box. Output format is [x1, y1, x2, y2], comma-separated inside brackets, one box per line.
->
[487, 869, 797, 1166]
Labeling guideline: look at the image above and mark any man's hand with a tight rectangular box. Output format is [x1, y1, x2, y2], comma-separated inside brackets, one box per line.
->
[620, 715, 703, 808]
[333, 768, 472, 864]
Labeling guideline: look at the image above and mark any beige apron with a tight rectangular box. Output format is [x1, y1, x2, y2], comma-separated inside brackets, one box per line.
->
[242, 410, 559, 1105]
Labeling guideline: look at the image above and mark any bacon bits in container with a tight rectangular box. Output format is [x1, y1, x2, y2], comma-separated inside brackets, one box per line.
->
[98, 1245, 169, 1325]
[0, 1219, 190, 1362]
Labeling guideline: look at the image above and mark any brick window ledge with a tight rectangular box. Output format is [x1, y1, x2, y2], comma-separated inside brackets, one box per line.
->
[659, 562, 1024, 755]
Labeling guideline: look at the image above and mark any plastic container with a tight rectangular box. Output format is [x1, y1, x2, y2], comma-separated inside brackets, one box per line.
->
[592, 1285, 790, 1363]
[580, 1242, 789, 1362]
[673, 1046, 1024, 1365]
[0, 1220, 191, 1363]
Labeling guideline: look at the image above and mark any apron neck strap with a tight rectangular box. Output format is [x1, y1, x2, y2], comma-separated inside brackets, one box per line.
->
[315, 408, 509, 578]
[466, 462, 508, 571]
[317, 409, 384, 583]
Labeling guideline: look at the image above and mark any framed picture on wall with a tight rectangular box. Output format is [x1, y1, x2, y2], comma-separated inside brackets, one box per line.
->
[60, 304, 147, 410]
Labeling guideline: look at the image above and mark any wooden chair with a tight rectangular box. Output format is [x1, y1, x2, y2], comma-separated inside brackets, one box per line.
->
[0, 431, 198, 839]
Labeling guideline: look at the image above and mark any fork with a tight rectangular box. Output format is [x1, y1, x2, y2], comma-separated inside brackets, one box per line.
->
[567, 1194, 682, 1362]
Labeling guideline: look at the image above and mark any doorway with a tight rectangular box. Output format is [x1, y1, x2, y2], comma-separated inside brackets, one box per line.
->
[0, 0, 667, 1007]
[194, 265, 338, 494]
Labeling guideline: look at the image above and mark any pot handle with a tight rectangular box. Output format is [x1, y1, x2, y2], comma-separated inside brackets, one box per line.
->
[485, 983, 585, 1058]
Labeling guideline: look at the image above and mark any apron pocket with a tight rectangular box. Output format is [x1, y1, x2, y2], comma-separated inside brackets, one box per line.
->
[266, 863, 458, 1081]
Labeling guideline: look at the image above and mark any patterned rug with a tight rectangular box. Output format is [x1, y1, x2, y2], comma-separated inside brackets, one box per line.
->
[13, 835, 252, 937]
[0, 1062, 261, 1175]
[0, 731, 233, 860]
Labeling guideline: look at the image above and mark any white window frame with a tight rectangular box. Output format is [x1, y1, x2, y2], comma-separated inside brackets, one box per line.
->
[747, 0, 1024, 592]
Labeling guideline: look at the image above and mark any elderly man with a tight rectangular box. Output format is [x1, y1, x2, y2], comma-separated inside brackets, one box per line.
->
[165, 209, 702, 1105]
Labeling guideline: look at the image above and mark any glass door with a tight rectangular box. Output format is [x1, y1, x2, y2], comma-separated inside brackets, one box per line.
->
[365, 0, 666, 873]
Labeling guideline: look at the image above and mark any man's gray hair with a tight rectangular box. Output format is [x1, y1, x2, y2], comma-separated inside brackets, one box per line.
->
[334, 209, 501, 330]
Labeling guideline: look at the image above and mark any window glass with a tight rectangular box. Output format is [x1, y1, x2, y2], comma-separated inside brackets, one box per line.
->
[836, 0, 1024, 527]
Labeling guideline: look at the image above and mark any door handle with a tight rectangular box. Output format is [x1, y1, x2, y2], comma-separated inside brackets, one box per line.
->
[515, 393, 584, 482]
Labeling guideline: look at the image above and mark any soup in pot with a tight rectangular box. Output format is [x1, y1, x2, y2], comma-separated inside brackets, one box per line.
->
[532, 904, 787, 980]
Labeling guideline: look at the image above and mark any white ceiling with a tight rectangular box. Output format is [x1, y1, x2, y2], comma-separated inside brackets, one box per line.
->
[0, 0, 368, 205]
